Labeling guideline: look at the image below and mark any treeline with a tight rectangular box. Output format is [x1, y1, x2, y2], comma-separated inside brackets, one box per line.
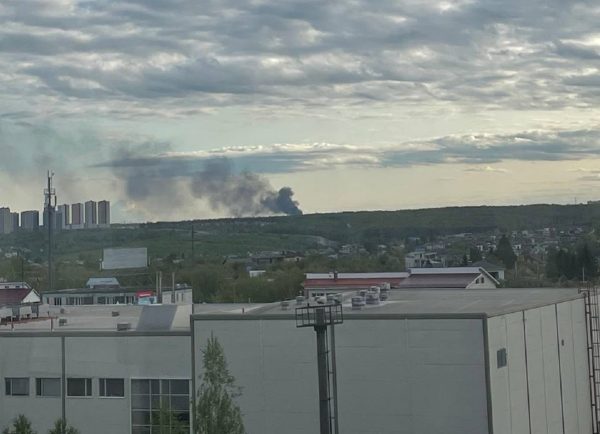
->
[179, 251, 406, 303]
[546, 243, 598, 281]
[163, 203, 600, 245]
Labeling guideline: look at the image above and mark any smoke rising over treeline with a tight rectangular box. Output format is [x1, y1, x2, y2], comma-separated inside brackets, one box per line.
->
[104, 154, 302, 218]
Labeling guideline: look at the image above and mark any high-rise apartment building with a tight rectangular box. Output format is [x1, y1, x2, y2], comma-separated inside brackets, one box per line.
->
[53, 206, 63, 231]
[11, 213, 19, 233]
[98, 200, 110, 228]
[0, 207, 13, 234]
[20, 211, 40, 231]
[71, 203, 84, 230]
[58, 204, 71, 230]
[84, 200, 97, 229]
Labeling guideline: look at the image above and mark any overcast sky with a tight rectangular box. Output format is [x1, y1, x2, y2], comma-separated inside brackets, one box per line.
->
[2, 0, 600, 221]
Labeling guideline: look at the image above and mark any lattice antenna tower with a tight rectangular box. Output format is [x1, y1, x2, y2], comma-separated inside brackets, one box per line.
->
[44, 170, 57, 292]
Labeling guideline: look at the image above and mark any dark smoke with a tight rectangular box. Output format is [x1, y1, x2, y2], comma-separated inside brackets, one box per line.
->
[190, 158, 302, 216]
[103, 151, 302, 217]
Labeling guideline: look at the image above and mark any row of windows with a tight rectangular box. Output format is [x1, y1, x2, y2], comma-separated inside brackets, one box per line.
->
[5, 377, 124, 398]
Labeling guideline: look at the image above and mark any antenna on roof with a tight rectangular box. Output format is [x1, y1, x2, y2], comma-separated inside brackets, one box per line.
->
[44, 170, 57, 292]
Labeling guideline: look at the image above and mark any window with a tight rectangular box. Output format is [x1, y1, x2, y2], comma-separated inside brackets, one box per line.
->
[99, 378, 124, 397]
[67, 378, 92, 397]
[36, 378, 61, 397]
[131, 379, 190, 433]
[497, 348, 508, 368]
[5, 378, 29, 396]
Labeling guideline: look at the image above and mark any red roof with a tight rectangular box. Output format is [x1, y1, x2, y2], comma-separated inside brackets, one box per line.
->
[398, 274, 478, 289]
[0, 288, 34, 306]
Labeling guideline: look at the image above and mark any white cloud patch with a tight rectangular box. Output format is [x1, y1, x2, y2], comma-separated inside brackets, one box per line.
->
[464, 166, 509, 173]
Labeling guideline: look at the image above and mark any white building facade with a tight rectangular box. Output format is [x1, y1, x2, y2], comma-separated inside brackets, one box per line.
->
[0, 290, 595, 434]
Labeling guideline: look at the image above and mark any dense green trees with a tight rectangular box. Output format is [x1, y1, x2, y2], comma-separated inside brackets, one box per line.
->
[195, 335, 245, 434]
[495, 235, 517, 269]
[546, 243, 598, 281]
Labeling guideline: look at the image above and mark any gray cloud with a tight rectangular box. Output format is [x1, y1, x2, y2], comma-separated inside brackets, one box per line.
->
[1, 0, 600, 117]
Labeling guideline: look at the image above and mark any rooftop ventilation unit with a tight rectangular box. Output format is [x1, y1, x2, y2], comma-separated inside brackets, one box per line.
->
[365, 292, 380, 305]
[117, 322, 131, 331]
[351, 296, 365, 310]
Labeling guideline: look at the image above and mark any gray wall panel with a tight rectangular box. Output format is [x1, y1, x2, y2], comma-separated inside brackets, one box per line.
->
[193, 318, 488, 434]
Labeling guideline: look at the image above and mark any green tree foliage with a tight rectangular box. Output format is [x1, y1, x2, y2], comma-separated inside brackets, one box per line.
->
[2, 415, 36, 434]
[495, 235, 517, 269]
[195, 335, 245, 434]
[47, 420, 79, 434]
[545, 243, 598, 281]
[469, 247, 482, 263]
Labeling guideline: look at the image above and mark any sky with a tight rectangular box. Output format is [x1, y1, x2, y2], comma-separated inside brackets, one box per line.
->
[2, 0, 600, 222]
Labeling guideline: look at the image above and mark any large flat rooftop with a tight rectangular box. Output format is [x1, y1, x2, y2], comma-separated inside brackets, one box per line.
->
[0, 303, 266, 333]
[193, 288, 585, 319]
[0, 288, 585, 333]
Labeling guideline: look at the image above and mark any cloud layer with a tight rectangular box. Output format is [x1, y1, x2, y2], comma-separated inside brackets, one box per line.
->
[1, 0, 600, 118]
[97, 126, 600, 174]
[2, 0, 600, 219]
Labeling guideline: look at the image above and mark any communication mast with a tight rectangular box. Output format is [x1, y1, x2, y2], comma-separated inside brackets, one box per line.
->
[44, 171, 56, 292]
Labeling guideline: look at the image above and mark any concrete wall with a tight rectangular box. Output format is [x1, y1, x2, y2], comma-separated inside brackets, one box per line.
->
[192, 317, 489, 434]
[0, 337, 63, 431]
[487, 299, 592, 434]
[0, 333, 191, 434]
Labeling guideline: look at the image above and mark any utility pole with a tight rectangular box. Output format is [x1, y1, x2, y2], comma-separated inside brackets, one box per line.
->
[44, 171, 56, 292]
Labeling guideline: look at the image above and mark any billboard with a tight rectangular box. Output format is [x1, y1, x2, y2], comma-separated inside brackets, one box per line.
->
[102, 247, 148, 270]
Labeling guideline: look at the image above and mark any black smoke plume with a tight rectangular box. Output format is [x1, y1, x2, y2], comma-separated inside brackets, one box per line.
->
[103, 150, 302, 217]
[190, 158, 302, 216]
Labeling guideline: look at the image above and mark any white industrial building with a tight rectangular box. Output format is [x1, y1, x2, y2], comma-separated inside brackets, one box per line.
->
[0, 289, 597, 434]
[41, 285, 192, 306]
